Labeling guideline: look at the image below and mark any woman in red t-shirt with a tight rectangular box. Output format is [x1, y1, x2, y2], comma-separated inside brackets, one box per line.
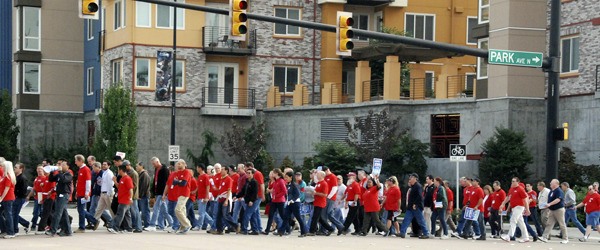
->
[0, 161, 18, 238]
[359, 175, 387, 236]
[574, 185, 600, 242]
[263, 169, 287, 235]
[382, 176, 401, 236]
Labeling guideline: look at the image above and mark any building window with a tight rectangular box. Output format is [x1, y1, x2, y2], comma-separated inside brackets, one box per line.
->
[405, 13, 435, 41]
[352, 14, 369, 41]
[135, 59, 150, 88]
[136, 1, 152, 27]
[175, 61, 185, 90]
[479, 0, 489, 24]
[430, 114, 460, 158]
[465, 73, 476, 97]
[274, 7, 301, 36]
[112, 60, 122, 85]
[561, 36, 580, 73]
[466, 17, 478, 45]
[23, 63, 40, 94]
[87, 19, 94, 40]
[87, 67, 94, 95]
[273, 66, 299, 93]
[157, 0, 185, 29]
[22, 7, 41, 51]
[477, 38, 488, 79]
[114, 0, 126, 30]
[425, 71, 435, 97]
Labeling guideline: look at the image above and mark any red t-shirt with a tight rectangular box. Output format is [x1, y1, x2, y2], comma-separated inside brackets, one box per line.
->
[230, 173, 239, 195]
[34, 176, 46, 192]
[509, 186, 528, 208]
[197, 173, 210, 200]
[166, 172, 178, 202]
[272, 178, 287, 203]
[491, 189, 506, 210]
[324, 173, 338, 201]
[217, 175, 232, 202]
[314, 180, 328, 208]
[583, 193, 600, 214]
[189, 178, 198, 202]
[358, 178, 367, 194]
[463, 185, 473, 206]
[42, 176, 57, 200]
[210, 174, 222, 199]
[384, 186, 401, 211]
[254, 171, 265, 199]
[345, 182, 361, 202]
[527, 190, 537, 208]
[0, 176, 15, 201]
[483, 194, 492, 218]
[446, 187, 454, 211]
[174, 170, 192, 198]
[77, 165, 92, 197]
[362, 186, 381, 212]
[117, 175, 134, 205]
[469, 186, 485, 212]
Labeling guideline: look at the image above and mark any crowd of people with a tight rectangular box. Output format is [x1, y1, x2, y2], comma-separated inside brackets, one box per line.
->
[0, 155, 599, 244]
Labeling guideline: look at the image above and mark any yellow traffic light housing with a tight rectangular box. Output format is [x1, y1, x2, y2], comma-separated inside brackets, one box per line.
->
[554, 122, 569, 141]
[230, 0, 248, 40]
[336, 12, 354, 56]
[80, 0, 99, 19]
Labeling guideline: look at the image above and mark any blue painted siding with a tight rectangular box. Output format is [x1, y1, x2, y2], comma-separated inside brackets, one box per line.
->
[83, 12, 102, 112]
[0, 1, 12, 93]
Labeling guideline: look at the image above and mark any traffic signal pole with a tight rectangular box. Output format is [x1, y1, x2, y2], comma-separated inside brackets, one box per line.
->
[545, 0, 561, 184]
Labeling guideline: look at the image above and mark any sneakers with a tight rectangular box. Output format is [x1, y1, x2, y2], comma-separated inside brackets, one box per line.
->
[178, 226, 191, 234]
[441, 235, 450, 240]
[35, 231, 47, 235]
[74, 228, 86, 233]
[3, 235, 15, 239]
[144, 226, 156, 232]
[500, 234, 510, 242]
[107, 228, 118, 234]
[93, 223, 100, 231]
[191, 227, 201, 231]
[166, 227, 175, 233]
[579, 237, 587, 242]
[560, 239, 569, 244]
[24, 227, 30, 234]
[518, 238, 530, 243]
[451, 232, 463, 239]
[538, 237, 548, 243]
[419, 235, 430, 239]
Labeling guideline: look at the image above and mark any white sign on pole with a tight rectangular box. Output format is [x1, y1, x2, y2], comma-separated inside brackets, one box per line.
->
[168, 145, 180, 162]
[372, 158, 382, 176]
[449, 144, 467, 162]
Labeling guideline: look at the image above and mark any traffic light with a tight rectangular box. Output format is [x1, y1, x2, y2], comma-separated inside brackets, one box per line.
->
[554, 122, 569, 141]
[230, 0, 248, 41]
[336, 11, 354, 56]
[79, 0, 99, 20]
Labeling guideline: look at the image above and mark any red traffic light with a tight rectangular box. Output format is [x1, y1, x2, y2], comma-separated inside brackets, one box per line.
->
[345, 17, 354, 26]
[238, 1, 247, 9]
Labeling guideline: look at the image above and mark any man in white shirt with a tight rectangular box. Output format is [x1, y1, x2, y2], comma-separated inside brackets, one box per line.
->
[93, 161, 115, 230]
[334, 175, 347, 222]
[536, 181, 550, 231]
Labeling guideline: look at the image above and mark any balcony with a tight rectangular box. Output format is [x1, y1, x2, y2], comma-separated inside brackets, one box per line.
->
[201, 87, 256, 116]
[202, 26, 257, 56]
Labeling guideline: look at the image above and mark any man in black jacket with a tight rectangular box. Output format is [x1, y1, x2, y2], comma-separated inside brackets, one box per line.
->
[136, 162, 152, 229]
[399, 173, 430, 239]
[13, 163, 30, 234]
[46, 162, 74, 237]
[146, 157, 173, 231]
[240, 168, 259, 235]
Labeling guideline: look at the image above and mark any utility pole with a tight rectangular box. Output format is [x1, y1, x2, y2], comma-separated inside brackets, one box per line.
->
[545, 0, 561, 183]
[171, 0, 177, 165]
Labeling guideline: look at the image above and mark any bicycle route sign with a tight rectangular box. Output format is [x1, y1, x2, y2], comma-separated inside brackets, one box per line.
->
[449, 144, 467, 162]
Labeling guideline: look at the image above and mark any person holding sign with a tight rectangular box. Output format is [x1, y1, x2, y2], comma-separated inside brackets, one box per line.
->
[463, 178, 486, 240]
[430, 177, 449, 239]
[382, 176, 401, 237]
[358, 175, 387, 236]
[499, 177, 531, 243]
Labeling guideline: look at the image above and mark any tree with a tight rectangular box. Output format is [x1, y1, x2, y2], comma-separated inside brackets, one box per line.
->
[479, 127, 533, 188]
[280, 156, 295, 169]
[559, 147, 600, 188]
[345, 109, 402, 164]
[313, 141, 360, 176]
[220, 119, 267, 163]
[187, 130, 217, 167]
[0, 90, 19, 161]
[91, 85, 138, 164]
[385, 133, 429, 184]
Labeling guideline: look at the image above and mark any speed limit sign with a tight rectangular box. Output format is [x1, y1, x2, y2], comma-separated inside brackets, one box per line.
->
[168, 145, 180, 161]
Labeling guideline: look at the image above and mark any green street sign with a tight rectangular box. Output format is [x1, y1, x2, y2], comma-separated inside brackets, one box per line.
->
[488, 49, 543, 68]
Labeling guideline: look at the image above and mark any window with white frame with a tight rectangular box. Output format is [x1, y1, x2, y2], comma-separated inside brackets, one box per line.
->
[136, 1, 152, 27]
[405, 13, 435, 41]
[274, 7, 301, 36]
[479, 0, 489, 24]
[114, 0, 125, 30]
[135, 59, 150, 87]
[352, 14, 369, 41]
[22, 7, 41, 51]
[23, 63, 40, 94]
[87, 19, 94, 40]
[467, 17, 478, 45]
[477, 38, 488, 79]
[273, 66, 299, 93]
[425, 71, 435, 92]
[175, 61, 185, 89]
[112, 59, 122, 85]
[465, 73, 476, 92]
[561, 36, 579, 73]
[87, 67, 94, 95]
[157, 0, 185, 29]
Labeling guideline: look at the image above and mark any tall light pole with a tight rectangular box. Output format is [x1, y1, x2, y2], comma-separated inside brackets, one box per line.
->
[545, 0, 561, 183]
[170, 0, 177, 165]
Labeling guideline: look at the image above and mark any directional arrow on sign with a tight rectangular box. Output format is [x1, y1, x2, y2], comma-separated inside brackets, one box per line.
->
[488, 49, 544, 68]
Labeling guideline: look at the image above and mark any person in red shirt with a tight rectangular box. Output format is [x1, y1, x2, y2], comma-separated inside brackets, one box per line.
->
[108, 165, 133, 234]
[74, 154, 97, 232]
[482, 185, 493, 234]
[0, 160, 17, 238]
[322, 166, 344, 232]
[489, 181, 506, 238]
[28, 165, 46, 231]
[463, 178, 485, 240]
[263, 169, 287, 235]
[195, 164, 213, 230]
[232, 164, 246, 228]
[307, 171, 335, 236]
[359, 175, 387, 236]
[35, 168, 57, 234]
[163, 167, 180, 233]
[186, 169, 198, 230]
[210, 163, 237, 234]
[453, 177, 474, 239]
[500, 177, 531, 243]
[525, 183, 543, 236]
[340, 172, 362, 235]
[171, 160, 192, 234]
[382, 176, 401, 236]
[574, 185, 600, 242]
[443, 180, 457, 233]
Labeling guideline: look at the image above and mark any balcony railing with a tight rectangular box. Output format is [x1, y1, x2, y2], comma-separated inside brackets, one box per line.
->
[201, 87, 255, 109]
[364, 79, 385, 101]
[202, 26, 257, 55]
[410, 77, 436, 100]
[447, 75, 475, 98]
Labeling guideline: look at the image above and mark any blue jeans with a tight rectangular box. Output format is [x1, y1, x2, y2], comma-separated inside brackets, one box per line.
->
[50, 195, 71, 235]
[1, 200, 15, 235]
[31, 199, 42, 228]
[333, 207, 344, 225]
[216, 201, 237, 232]
[565, 207, 586, 235]
[138, 197, 151, 228]
[149, 195, 172, 229]
[431, 208, 448, 235]
[232, 199, 244, 223]
[325, 199, 344, 231]
[400, 208, 429, 236]
[167, 200, 180, 230]
[77, 197, 97, 229]
[208, 201, 219, 229]
[12, 198, 30, 233]
[111, 204, 131, 231]
[280, 202, 307, 234]
[516, 215, 538, 238]
[129, 199, 142, 230]
[251, 198, 263, 232]
[242, 200, 261, 233]
[464, 210, 484, 238]
[186, 199, 198, 228]
[301, 203, 313, 229]
[197, 200, 213, 229]
[456, 208, 475, 235]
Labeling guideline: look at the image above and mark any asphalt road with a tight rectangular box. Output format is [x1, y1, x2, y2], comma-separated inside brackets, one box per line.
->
[1, 204, 599, 250]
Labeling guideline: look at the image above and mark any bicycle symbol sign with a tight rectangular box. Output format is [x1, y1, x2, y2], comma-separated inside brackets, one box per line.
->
[449, 144, 467, 162]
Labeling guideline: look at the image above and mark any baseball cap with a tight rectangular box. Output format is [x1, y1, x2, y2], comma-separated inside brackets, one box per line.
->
[347, 172, 356, 177]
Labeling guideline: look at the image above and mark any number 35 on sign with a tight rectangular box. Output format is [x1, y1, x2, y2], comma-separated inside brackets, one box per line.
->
[169, 145, 180, 161]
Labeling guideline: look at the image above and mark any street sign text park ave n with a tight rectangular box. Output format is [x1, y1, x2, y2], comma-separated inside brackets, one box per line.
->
[488, 49, 543, 68]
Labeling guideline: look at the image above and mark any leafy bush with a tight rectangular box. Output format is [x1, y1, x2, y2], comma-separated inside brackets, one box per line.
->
[220, 119, 267, 163]
[187, 130, 217, 167]
[559, 147, 600, 188]
[313, 141, 360, 175]
[0, 90, 19, 161]
[385, 133, 429, 185]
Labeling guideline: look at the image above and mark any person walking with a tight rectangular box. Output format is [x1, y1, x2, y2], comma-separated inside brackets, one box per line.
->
[108, 165, 134, 234]
[35, 167, 56, 234]
[93, 161, 115, 230]
[146, 157, 172, 231]
[525, 183, 543, 236]
[12, 163, 30, 234]
[575, 185, 600, 242]
[29, 165, 46, 231]
[195, 164, 213, 230]
[359, 175, 387, 236]
[239, 168, 259, 235]
[430, 177, 449, 239]
[307, 171, 335, 236]
[399, 173, 430, 239]
[423, 175, 435, 231]
[499, 177, 531, 243]
[382, 176, 401, 237]
[124, 160, 142, 233]
[263, 169, 287, 235]
[464, 178, 485, 240]
[322, 166, 345, 233]
[560, 182, 586, 237]
[489, 181, 506, 238]
[0, 160, 17, 238]
[536, 181, 550, 231]
[340, 172, 361, 235]
[171, 160, 192, 234]
[539, 179, 569, 244]
[46, 162, 74, 237]
[74, 154, 98, 233]
[210, 164, 237, 234]
[136, 162, 152, 229]
[443, 180, 457, 233]
[279, 171, 307, 237]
